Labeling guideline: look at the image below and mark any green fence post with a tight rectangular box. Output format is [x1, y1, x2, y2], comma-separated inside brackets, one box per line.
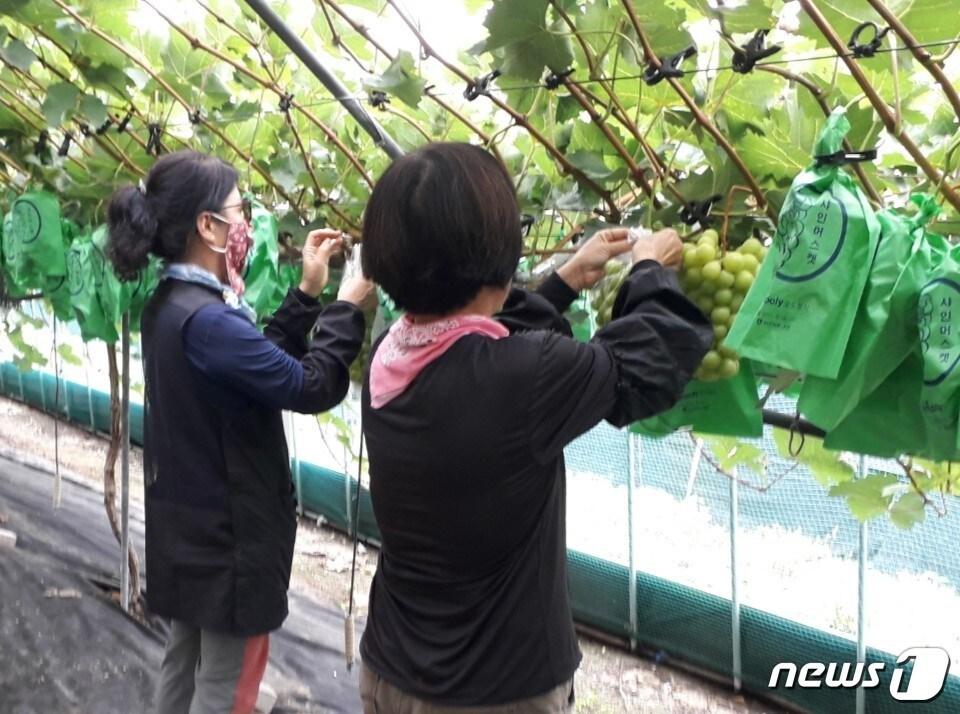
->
[731, 467, 742, 692]
[627, 433, 640, 651]
[856, 454, 867, 714]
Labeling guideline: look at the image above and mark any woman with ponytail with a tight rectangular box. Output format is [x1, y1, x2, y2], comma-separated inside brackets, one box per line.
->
[108, 150, 374, 714]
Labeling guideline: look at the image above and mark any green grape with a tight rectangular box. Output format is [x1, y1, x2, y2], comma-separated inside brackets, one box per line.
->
[711, 306, 731, 325]
[741, 253, 760, 273]
[685, 267, 703, 287]
[694, 243, 716, 265]
[740, 237, 764, 256]
[702, 350, 722, 371]
[717, 270, 735, 289]
[714, 288, 733, 306]
[713, 324, 728, 341]
[734, 270, 754, 291]
[718, 344, 738, 359]
[702, 260, 722, 281]
[719, 358, 740, 379]
[721, 252, 744, 273]
[699, 229, 719, 246]
[696, 295, 715, 314]
[731, 294, 744, 312]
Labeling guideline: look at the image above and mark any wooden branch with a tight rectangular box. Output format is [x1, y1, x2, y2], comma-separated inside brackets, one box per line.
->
[759, 65, 882, 205]
[867, 0, 960, 123]
[322, 0, 505, 165]
[384, 0, 621, 220]
[799, 0, 960, 213]
[51, 0, 310, 220]
[620, 0, 776, 223]
[146, 0, 374, 188]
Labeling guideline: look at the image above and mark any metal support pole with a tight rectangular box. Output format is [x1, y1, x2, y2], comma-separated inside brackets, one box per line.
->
[120, 313, 131, 613]
[856, 455, 868, 714]
[685, 437, 703, 499]
[17, 367, 24, 401]
[83, 345, 96, 432]
[626, 433, 640, 651]
[342, 404, 353, 534]
[730, 468, 742, 692]
[244, 0, 404, 160]
[291, 414, 303, 517]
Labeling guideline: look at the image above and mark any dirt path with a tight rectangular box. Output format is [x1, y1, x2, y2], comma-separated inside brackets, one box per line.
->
[0, 395, 786, 713]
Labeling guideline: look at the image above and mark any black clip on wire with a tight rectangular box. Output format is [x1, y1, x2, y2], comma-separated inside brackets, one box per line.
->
[543, 68, 574, 90]
[519, 213, 536, 238]
[848, 22, 891, 59]
[57, 131, 73, 157]
[96, 117, 114, 135]
[78, 122, 92, 138]
[279, 93, 295, 113]
[189, 109, 203, 125]
[644, 46, 696, 85]
[732, 29, 781, 74]
[680, 194, 722, 226]
[146, 123, 164, 156]
[464, 69, 501, 101]
[814, 148, 877, 167]
[369, 90, 390, 110]
[116, 110, 133, 133]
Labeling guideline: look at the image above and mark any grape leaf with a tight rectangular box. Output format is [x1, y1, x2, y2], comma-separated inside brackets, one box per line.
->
[364, 51, 427, 109]
[41, 83, 80, 127]
[476, 0, 574, 80]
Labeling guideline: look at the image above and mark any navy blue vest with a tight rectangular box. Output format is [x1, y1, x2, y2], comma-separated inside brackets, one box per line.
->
[141, 279, 297, 635]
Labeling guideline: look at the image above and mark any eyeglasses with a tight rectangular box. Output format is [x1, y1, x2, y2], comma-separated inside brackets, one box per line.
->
[213, 197, 252, 224]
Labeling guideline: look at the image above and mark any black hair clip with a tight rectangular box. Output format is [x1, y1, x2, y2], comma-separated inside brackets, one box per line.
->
[95, 117, 114, 135]
[848, 22, 891, 59]
[814, 148, 877, 167]
[464, 69, 501, 101]
[680, 194, 722, 226]
[543, 68, 574, 90]
[519, 213, 536, 238]
[644, 46, 696, 85]
[369, 90, 390, 110]
[146, 123, 164, 156]
[57, 131, 73, 157]
[279, 93, 294, 113]
[732, 30, 781, 74]
[116, 110, 133, 133]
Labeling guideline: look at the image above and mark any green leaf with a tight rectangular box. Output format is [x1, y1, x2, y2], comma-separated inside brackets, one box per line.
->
[363, 51, 427, 109]
[772, 430, 854, 488]
[567, 150, 627, 183]
[0, 38, 34, 70]
[41, 83, 80, 127]
[702, 436, 765, 474]
[79, 95, 108, 127]
[56, 343, 82, 367]
[829, 475, 899, 522]
[738, 128, 808, 182]
[478, 0, 573, 80]
[889, 492, 926, 529]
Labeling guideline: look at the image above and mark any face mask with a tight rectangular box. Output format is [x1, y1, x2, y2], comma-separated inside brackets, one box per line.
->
[208, 218, 254, 297]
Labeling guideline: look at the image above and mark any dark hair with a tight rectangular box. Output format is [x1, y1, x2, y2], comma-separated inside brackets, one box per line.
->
[107, 150, 238, 280]
[361, 142, 522, 315]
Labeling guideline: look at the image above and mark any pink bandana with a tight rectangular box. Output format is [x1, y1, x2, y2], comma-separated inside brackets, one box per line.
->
[369, 314, 509, 409]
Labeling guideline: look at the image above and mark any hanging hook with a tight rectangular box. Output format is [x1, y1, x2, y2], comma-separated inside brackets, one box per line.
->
[731, 30, 782, 74]
[644, 46, 696, 85]
[464, 69, 501, 101]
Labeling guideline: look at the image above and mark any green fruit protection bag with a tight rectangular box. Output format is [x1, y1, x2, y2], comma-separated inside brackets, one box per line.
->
[2, 192, 66, 293]
[824, 350, 928, 458]
[45, 219, 80, 321]
[916, 240, 960, 461]
[799, 195, 941, 430]
[630, 360, 762, 438]
[566, 293, 593, 343]
[725, 109, 881, 378]
[244, 201, 286, 320]
[68, 227, 124, 343]
[121, 256, 160, 332]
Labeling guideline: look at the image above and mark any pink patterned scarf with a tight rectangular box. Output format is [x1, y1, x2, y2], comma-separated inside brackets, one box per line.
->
[369, 314, 509, 409]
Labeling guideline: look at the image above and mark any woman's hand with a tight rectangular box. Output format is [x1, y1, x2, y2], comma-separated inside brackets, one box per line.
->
[556, 228, 633, 292]
[299, 229, 344, 298]
[632, 228, 683, 269]
[339, 275, 378, 312]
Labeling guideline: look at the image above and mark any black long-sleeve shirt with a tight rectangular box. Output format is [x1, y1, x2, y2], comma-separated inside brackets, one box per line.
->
[359, 262, 713, 705]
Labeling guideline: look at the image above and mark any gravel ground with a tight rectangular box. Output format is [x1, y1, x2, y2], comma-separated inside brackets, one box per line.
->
[0, 395, 786, 713]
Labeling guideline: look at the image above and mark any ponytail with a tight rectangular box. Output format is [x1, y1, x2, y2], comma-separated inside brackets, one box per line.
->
[107, 184, 158, 280]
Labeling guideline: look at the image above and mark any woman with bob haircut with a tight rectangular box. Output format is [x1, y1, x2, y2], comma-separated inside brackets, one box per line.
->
[357, 142, 713, 712]
[107, 149, 374, 714]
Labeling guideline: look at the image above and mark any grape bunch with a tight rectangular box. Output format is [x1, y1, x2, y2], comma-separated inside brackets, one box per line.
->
[680, 229, 766, 381]
[590, 258, 629, 328]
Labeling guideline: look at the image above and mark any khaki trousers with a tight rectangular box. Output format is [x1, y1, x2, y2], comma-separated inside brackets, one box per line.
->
[360, 664, 575, 714]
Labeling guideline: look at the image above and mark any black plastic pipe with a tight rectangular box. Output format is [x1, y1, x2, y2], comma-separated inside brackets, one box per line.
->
[243, 0, 405, 160]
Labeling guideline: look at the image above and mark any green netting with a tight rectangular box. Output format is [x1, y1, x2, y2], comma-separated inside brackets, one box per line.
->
[2, 363, 959, 713]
